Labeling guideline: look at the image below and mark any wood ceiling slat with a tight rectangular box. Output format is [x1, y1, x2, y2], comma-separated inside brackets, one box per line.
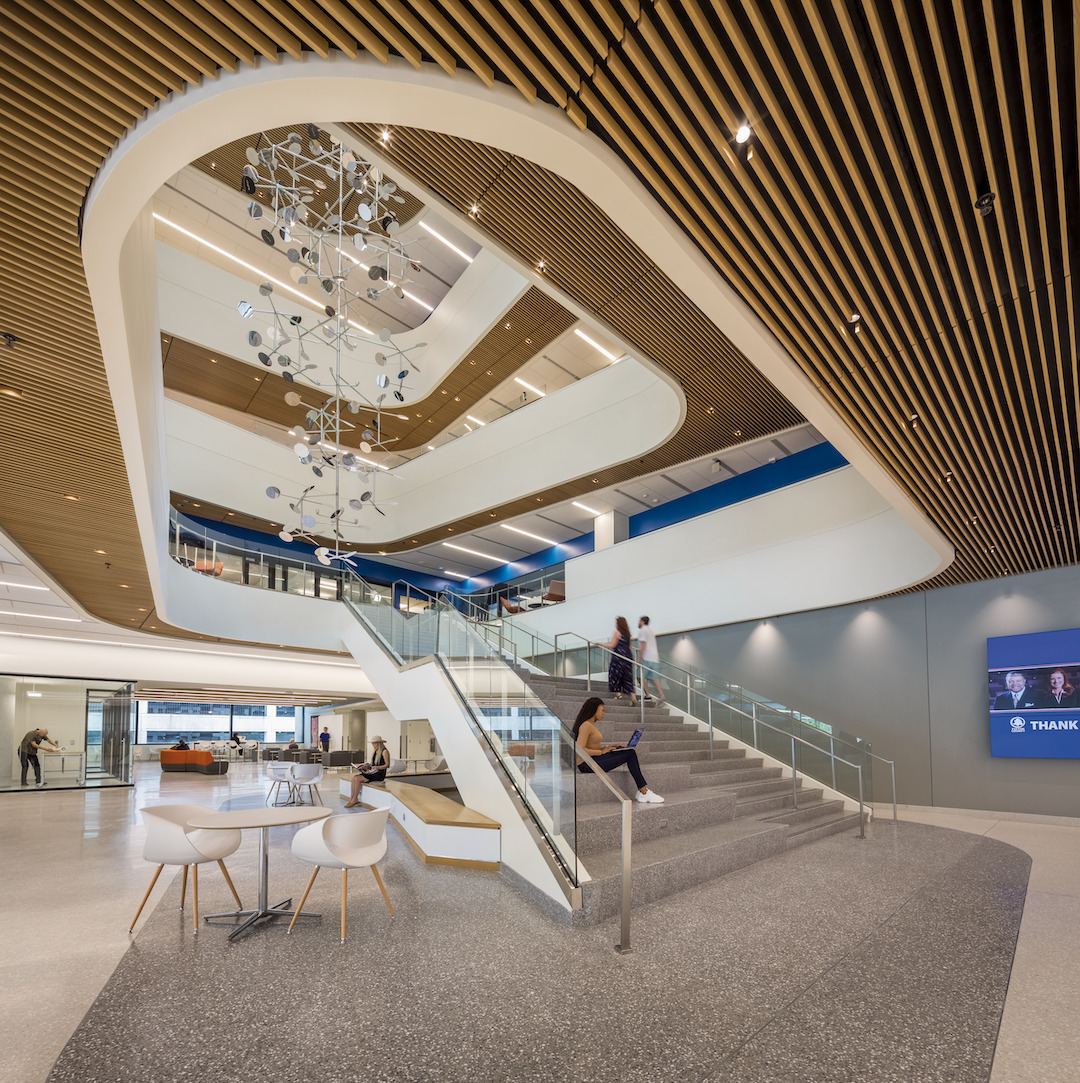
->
[471, 0, 577, 98]
[95, 0, 225, 77]
[369, 0, 456, 73]
[191, 0, 289, 61]
[30, 0, 183, 94]
[399, 0, 494, 84]
[335, 0, 419, 66]
[3, 8, 159, 110]
[438, 0, 538, 101]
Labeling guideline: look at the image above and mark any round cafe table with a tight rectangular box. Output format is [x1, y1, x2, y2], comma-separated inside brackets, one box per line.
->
[187, 806, 331, 941]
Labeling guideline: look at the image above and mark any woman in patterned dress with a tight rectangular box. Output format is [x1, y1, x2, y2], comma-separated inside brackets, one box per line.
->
[600, 616, 638, 705]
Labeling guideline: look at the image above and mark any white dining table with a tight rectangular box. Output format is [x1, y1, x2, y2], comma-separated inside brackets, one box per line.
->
[187, 806, 331, 941]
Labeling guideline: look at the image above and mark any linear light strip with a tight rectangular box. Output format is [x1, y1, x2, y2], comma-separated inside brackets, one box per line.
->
[573, 327, 618, 361]
[514, 377, 545, 397]
[573, 501, 601, 516]
[443, 542, 501, 561]
[0, 628, 363, 667]
[1, 611, 81, 622]
[0, 579, 50, 591]
[153, 213, 377, 334]
[502, 524, 556, 545]
[418, 220, 474, 263]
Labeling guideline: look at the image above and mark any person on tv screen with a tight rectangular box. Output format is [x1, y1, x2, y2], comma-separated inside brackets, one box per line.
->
[992, 671, 1045, 711]
[1045, 668, 1077, 709]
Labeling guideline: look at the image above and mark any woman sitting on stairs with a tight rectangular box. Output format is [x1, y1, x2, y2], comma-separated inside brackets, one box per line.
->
[572, 697, 663, 804]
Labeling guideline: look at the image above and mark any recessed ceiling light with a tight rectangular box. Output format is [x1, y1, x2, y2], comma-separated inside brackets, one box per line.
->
[441, 570, 468, 579]
[573, 501, 601, 516]
[95, 549, 106, 555]
[27, 691, 42, 697]
[574, 328, 618, 361]
[62, 494, 79, 501]
[514, 377, 545, 397]
[0, 579, 48, 591]
[504, 524, 556, 545]
[119, 584, 130, 588]
[469, 203, 479, 215]
[0, 386, 23, 398]
[736, 124, 752, 143]
[443, 542, 499, 561]
[466, 415, 485, 426]
[427, 445, 436, 451]
[734, 430, 742, 437]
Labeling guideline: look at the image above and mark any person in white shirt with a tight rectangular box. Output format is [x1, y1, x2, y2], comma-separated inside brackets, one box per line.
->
[637, 616, 664, 703]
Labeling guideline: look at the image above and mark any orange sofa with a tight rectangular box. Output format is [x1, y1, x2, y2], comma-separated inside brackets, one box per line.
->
[160, 750, 228, 775]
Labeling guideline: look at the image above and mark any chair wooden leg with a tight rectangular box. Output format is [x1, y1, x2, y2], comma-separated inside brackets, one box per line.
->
[217, 859, 243, 910]
[192, 863, 199, 934]
[313, 784, 323, 806]
[371, 864, 394, 915]
[341, 868, 347, 943]
[288, 867, 320, 934]
[179, 864, 188, 910]
[129, 864, 164, 933]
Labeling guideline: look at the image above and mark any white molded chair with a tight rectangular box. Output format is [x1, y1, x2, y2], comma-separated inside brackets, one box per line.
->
[128, 804, 243, 935]
[266, 762, 295, 806]
[288, 808, 393, 943]
[290, 762, 324, 805]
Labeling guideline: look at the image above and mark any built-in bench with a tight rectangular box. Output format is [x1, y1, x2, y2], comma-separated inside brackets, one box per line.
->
[348, 780, 500, 869]
[159, 750, 228, 775]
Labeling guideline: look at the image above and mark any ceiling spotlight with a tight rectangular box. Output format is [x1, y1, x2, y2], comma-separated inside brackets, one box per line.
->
[975, 191, 996, 217]
[735, 124, 752, 143]
[470, 203, 479, 215]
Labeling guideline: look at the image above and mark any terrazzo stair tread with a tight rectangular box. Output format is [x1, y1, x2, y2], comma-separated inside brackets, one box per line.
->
[573, 790, 741, 853]
[781, 809, 864, 847]
[734, 787, 825, 817]
[635, 747, 732, 764]
[573, 763, 783, 802]
[756, 797, 844, 827]
[579, 819, 790, 918]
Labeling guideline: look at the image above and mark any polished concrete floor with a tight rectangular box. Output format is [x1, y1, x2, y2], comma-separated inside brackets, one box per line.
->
[2, 764, 1075, 1083]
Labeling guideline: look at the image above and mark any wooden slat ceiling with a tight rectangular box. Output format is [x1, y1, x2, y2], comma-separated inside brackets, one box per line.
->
[0, 0, 1075, 641]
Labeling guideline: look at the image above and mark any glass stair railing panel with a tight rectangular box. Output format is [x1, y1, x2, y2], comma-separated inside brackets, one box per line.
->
[432, 605, 580, 883]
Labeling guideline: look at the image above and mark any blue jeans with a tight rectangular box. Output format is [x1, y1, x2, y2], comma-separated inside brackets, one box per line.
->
[578, 748, 647, 790]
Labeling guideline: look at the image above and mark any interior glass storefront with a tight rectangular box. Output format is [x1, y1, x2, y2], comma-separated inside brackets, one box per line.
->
[1, 674, 136, 792]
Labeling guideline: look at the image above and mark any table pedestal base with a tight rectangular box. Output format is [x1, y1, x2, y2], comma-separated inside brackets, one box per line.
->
[204, 898, 322, 941]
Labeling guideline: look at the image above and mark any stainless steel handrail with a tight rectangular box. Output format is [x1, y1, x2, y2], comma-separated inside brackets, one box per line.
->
[341, 581, 586, 891]
[573, 739, 633, 954]
[480, 622, 893, 822]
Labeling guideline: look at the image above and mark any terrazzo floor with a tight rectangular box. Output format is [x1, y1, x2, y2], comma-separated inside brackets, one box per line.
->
[19, 765, 1033, 1083]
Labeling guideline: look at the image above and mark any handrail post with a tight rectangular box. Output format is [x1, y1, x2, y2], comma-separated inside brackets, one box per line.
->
[891, 761, 897, 824]
[587, 641, 592, 692]
[752, 701, 758, 749]
[791, 735, 798, 809]
[830, 736, 836, 791]
[618, 794, 632, 954]
[707, 698, 713, 760]
[857, 765, 866, 839]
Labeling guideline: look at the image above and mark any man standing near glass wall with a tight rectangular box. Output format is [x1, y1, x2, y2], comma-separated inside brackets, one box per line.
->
[20, 727, 60, 787]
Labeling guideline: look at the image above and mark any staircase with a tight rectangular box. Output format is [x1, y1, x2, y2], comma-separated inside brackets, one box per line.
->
[516, 670, 864, 923]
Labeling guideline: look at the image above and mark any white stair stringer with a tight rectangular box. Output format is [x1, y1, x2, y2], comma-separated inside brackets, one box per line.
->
[340, 613, 574, 914]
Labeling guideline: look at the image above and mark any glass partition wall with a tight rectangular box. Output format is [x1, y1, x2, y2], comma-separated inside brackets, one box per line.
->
[1, 674, 136, 792]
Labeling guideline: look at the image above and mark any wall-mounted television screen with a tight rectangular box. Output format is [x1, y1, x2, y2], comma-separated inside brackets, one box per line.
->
[988, 627, 1080, 758]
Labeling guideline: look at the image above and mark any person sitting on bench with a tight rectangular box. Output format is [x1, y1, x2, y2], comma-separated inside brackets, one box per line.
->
[344, 737, 390, 808]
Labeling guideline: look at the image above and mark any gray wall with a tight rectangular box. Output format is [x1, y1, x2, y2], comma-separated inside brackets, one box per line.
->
[659, 564, 1080, 817]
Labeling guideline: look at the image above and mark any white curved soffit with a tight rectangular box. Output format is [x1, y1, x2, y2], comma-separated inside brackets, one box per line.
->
[82, 53, 952, 631]
[166, 356, 681, 544]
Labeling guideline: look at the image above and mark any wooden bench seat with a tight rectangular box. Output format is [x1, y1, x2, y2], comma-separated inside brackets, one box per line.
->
[350, 780, 500, 870]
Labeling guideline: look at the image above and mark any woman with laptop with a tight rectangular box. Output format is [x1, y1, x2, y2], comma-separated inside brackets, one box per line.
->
[572, 697, 663, 804]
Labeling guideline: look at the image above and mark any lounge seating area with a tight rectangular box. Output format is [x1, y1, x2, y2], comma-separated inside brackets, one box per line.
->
[159, 750, 228, 775]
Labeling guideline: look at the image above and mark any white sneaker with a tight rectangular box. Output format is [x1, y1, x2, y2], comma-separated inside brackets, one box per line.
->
[644, 790, 664, 803]
[635, 791, 651, 803]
